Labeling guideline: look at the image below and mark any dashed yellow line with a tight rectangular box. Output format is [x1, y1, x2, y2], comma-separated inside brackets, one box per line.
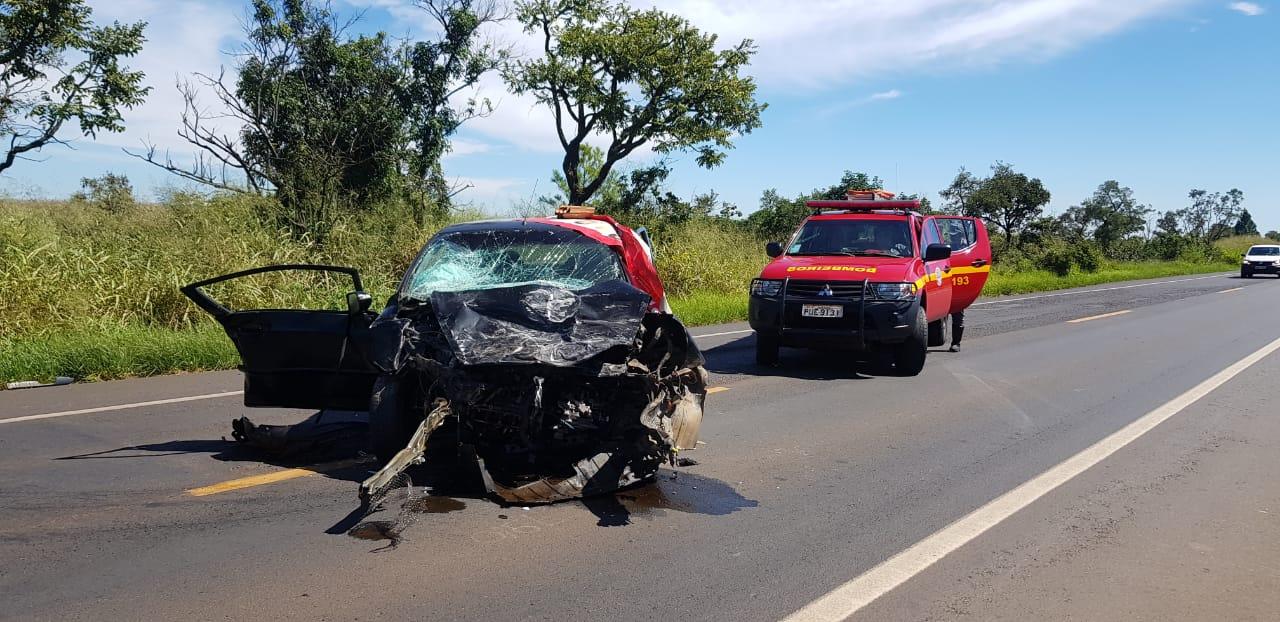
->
[707, 386, 730, 394]
[187, 458, 367, 497]
[1219, 287, 1244, 294]
[1067, 309, 1132, 324]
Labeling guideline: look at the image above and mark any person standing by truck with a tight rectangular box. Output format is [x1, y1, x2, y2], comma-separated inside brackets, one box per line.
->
[950, 309, 964, 352]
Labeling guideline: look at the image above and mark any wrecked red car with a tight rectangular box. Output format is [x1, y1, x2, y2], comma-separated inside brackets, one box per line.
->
[184, 208, 708, 504]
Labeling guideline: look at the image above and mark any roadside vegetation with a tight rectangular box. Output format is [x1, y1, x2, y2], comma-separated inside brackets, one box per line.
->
[0, 0, 1270, 384]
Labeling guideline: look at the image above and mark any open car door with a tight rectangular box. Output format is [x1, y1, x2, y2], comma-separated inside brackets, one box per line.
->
[182, 265, 378, 411]
[935, 217, 992, 313]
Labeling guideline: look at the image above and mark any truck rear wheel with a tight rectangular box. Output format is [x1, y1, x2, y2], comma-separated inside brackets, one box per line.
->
[368, 375, 417, 463]
[927, 315, 950, 347]
[893, 307, 928, 376]
[755, 333, 779, 366]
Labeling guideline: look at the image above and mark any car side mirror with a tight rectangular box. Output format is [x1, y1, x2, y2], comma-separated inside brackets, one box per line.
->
[766, 242, 783, 258]
[347, 291, 373, 315]
[924, 243, 952, 262]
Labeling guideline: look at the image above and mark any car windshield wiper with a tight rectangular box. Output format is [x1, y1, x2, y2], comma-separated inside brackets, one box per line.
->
[835, 250, 903, 258]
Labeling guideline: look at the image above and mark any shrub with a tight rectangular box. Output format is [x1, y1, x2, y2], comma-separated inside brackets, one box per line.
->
[71, 173, 136, 213]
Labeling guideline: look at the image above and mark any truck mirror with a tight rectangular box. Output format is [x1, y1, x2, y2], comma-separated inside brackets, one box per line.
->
[924, 243, 952, 262]
[766, 242, 783, 258]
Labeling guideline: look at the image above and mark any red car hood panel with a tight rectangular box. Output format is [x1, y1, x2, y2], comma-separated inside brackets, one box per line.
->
[760, 255, 922, 283]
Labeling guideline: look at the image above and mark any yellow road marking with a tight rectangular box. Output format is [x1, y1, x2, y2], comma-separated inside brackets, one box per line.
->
[187, 458, 367, 497]
[1067, 309, 1132, 324]
[707, 386, 730, 394]
[1219, 287, 1244, 293]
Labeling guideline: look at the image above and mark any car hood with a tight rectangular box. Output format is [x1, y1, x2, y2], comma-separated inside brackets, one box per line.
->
[1245, 255, 1280, 262]
[428, 279, 652, 367]
[759, 255, 922, 283]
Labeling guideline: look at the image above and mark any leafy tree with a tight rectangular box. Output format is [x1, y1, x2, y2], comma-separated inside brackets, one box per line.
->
[745, 188, 807, 242]
[942, 162, 1050, 254]
[133, 0, 504, 235]
[1266, 230, 1280, 242]
[1168, 188, 1244, 241]
[505, 0, 765, 206]
[0, 0, 149, 173]
[400, 0, 509, 213]
[1155, 210, 1181, 235]
[1059, 181, 1151, 251]
[1233, 208, 1259, 236]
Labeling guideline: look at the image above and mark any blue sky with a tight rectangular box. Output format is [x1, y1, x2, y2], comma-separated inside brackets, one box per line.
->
[3, 0, 1276, 230]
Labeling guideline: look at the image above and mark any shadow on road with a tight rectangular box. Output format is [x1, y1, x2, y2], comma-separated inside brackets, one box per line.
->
[701, 334, 922, 380]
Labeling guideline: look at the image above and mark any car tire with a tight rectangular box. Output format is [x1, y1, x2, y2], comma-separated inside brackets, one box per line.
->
[755, 333, 780, 366]
[893, 307, 928, 376]
[927, 316, 950, 347]
[1242, 268, 1253, 278]
[368, 375, 416, 463]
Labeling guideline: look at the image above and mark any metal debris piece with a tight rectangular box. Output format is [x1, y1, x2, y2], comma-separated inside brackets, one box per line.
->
[358, 399, 451, 506]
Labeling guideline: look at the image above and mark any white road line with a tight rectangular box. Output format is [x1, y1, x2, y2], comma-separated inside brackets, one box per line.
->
[1066, 309, 1132, 324]
[780, 334, 1280, 622]
[972, 274, 1225, 307]
[0, 391, 244, 425]
[1219, 287, 1244, 293]
[692, 328, 753, 339]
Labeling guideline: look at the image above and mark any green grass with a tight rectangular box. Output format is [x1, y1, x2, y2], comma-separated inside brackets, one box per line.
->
[1, 323, 238, 384]
[670, 291, 749, 326]
[983, 260, 1234, 297]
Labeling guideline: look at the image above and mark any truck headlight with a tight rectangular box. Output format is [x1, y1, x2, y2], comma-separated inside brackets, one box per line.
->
[751, 279, 783, 297]
[873, 282, 917, 300]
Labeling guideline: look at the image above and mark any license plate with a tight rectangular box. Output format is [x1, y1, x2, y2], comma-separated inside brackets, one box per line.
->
[801, 304, 843, 318]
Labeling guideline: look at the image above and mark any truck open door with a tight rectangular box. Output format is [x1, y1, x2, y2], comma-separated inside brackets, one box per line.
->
[181, 265, 379, 411]
[920, 216, 954, 323]
[935, 217, 992, 313]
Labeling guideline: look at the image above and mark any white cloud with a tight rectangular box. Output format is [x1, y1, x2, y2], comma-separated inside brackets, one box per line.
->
[87, 0, 241, 155]
[1228, 2, 1266, 16]
[869, 89, 904, 101]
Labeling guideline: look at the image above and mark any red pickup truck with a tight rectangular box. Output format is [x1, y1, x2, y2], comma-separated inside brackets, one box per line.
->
[748, 190, 991, 375]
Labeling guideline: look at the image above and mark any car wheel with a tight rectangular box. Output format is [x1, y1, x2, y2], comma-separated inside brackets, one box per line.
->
[927, 316, 950, 348]
[893, 306, 928, 376]
[368, 375, 416, 463]
[1242, 268, 1252, 278]
[755, 333, 780, 366]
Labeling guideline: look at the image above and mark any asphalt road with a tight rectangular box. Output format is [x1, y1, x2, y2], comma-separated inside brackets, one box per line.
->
[3, 271, 1279, 621]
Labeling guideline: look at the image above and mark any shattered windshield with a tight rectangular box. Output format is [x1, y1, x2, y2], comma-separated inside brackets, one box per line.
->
[789, 219, 914, 257]
[401, 226, 626, 299]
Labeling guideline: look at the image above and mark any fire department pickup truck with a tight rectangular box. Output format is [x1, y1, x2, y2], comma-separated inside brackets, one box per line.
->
[748, 190, 991, 375]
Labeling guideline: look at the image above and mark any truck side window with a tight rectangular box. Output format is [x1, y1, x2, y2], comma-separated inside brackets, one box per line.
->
[939, 219, 973, 249]
[922, 220, 942, 249]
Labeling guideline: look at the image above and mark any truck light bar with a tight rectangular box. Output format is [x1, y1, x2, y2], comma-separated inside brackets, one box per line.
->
[805, 199, 922, 210]
[805, 188, 921, 212]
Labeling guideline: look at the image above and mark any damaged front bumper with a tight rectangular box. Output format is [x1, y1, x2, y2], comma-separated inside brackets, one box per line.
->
[359, 282, 709, 505]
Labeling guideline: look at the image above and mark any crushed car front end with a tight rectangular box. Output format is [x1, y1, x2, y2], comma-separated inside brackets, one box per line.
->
[184, 215, 707, 506]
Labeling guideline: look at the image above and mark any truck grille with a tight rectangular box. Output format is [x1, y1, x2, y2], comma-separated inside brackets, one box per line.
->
[785, 279, 867, 299]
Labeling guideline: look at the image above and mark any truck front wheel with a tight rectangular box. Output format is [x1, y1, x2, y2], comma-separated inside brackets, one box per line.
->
[893, 307, 928, 376]
[927, 316, 950, 347]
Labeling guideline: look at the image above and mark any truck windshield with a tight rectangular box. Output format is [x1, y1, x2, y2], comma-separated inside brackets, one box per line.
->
[401, 227, 626, 299]
[1247, 246, 1280, 256]
[788, 219, 914, 257]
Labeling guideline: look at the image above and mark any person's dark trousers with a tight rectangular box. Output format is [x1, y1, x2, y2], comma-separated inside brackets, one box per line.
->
[950, 310, 965, 351]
